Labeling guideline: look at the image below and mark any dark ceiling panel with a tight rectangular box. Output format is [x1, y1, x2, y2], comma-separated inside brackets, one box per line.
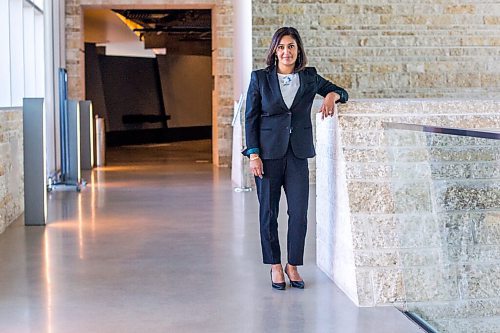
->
[112, 9, 212, 55]
[113, 9, 211, 40]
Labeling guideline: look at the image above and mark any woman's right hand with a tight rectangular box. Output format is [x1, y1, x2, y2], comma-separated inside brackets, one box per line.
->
[249, 155, 264, 179]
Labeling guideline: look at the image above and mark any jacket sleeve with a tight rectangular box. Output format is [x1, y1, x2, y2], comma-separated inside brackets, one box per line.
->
[315, 69, 349, 103]
[243, 71, 261, 155]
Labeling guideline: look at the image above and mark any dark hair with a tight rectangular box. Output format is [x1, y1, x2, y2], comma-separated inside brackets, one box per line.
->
[265, 27, 307, 72]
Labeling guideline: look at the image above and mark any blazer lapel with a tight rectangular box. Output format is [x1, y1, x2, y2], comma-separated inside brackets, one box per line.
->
[289, 70, 307, 110]
[267, 66, 290, 111]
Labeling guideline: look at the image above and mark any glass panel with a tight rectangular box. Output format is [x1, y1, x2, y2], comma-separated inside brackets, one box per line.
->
[35, 11, 45, 97]
[10, 0, 24, 106]
[23, 4, 36, 97]
[32, 0, 44, 10]
[0, 0, 11, 106]
[384, 124, 500, 333]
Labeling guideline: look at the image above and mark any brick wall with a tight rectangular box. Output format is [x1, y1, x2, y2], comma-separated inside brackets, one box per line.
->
[0, 108, 24, 234]
[66, 0, 234, 166]
[252, 1, 500, 99]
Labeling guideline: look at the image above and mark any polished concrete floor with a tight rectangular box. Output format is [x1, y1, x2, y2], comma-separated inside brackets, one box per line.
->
[0, 140, 422, 333]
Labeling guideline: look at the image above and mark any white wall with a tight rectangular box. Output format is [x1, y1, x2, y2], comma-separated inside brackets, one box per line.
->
[232, 0, 252, 100]
[0, 0, 11, 106]
[101, 42, 155, 58]
[23, 6, 36, 97]
[157, 55, 212, 128]
[45, 0, 64, 175]
[9, 0, 25, 107]
[231, 0, 252, 187]
[3, 0, 46, 105]
[84, 9, 155, 58]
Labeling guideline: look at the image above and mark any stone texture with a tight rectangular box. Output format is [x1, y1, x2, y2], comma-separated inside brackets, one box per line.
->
[403, 266, 460, 302]
[355, 270, 375, 306]
[373, 268, 405, 305]
[410, 301, 500, 333]
[392, 182, 433, 213]
[316, 99, 499, 333]
[0, 109, 24, 234]
[472, 162, 500, 178]
[354, 250, 399, 267]
[348, 181, 395, 214]
[435, 182, 500, 211]
[253, 1, 500, 99]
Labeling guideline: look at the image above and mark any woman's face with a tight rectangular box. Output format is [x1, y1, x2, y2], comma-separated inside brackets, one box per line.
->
[275, 35, 298, 69]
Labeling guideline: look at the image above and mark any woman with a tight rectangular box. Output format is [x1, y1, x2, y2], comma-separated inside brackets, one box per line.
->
[243, 27, 348, 290]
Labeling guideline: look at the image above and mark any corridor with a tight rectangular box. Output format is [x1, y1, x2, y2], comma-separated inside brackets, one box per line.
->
[0, 140, 422, 333]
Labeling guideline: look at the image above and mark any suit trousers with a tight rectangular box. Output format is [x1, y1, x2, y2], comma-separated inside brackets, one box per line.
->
[255, 144, 309, 266]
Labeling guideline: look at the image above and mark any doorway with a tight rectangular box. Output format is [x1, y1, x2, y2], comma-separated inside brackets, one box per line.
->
[83, 8, 213, 160]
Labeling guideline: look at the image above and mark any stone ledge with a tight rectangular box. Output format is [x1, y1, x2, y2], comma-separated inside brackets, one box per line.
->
[338, 99, 500, 117]
[316, 97, 500, 321]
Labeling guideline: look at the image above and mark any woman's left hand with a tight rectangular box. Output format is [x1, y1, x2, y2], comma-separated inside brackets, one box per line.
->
[319, 92, 340, 119]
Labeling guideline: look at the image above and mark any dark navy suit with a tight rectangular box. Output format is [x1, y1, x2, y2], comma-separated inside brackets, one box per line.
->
[244, 66, 348, 265]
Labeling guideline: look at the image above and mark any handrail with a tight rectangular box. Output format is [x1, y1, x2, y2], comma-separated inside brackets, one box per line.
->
[383, 122, 500, 140]
[232, 93, 244, 127]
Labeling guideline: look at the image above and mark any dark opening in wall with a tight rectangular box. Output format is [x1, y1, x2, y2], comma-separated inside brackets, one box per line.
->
[84, 8, 213, 147]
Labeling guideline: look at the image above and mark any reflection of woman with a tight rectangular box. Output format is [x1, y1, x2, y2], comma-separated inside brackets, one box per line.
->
[243, 27, 348, 290]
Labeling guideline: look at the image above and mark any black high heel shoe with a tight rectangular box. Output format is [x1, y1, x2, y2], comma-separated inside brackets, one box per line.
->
[270, 270, 286, 290]
[285, 264, 305, 289]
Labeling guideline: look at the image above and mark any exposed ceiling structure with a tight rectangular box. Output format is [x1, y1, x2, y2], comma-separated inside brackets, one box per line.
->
[113, 9, 212, 56]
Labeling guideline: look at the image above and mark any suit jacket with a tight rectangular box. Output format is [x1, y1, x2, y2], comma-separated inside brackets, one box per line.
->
[244, 66, 348, 159]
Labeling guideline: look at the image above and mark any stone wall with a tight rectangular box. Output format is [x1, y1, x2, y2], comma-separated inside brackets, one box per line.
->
[316, 99, 499, 306]
[252, 1, 500, 99]
[315, 100, 500, 331]
[0, 108, 24, 234]
[388, 129, 500, 333]
[65, 0, 234, 166]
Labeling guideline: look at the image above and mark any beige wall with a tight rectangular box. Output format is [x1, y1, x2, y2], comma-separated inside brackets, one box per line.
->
[252, 1, 500, 99]
[0, 108, 24, 234]
[66, 0, 234, 166]
[157, 55, 212, 128]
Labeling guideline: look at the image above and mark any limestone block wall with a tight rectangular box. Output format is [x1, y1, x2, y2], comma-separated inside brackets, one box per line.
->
[65, 0, 234, 166]
[315, 99, 500, 308]
[0, 108, 24, 234]
[388, 130, 500, 332]
[252, 1, 500, 99]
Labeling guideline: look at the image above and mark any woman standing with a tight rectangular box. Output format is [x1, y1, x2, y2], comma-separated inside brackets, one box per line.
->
[243, 27, 348, 290]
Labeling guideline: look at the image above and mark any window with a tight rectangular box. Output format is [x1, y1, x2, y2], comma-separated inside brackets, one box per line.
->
[0, 0, 11, 106]
[0, 0, 45, 107]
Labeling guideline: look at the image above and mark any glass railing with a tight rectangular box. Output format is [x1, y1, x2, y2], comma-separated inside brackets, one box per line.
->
[383, 123, 500, 333]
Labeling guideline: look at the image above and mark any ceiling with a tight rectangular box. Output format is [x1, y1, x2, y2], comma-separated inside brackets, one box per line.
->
[113, 9, 212, 43]
[84, 9, 138, 44]
[84, 9, 212, 56]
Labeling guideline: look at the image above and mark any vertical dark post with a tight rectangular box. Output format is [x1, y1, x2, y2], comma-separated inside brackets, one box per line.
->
[79, 100, 94, 170]
[59, 68, 69, 180]
[66, 100, 81, 183]
[23, 98, 47, 226]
